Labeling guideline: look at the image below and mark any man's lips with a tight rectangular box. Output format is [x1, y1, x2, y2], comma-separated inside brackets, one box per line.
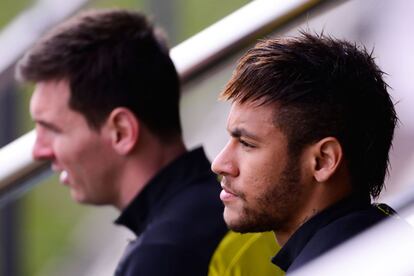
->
[220, 184, 239, 202]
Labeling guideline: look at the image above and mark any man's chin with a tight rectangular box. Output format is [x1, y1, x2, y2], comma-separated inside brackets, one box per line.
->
[224, 209, 255, 233]
[224, 208, 275, 233]
[70, 190, 89, 204]
[70, 191, 111, 206]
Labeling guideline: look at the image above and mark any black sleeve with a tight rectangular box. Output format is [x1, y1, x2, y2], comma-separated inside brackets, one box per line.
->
[116, 244, 207, 276]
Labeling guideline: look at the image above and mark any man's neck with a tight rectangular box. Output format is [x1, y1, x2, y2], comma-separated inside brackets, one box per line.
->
[116, 135, 187, 210]
[275, 186, 353, 247]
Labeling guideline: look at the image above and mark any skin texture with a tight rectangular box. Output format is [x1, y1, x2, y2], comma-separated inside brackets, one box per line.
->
[30, 79, 187, 210]
[212, 102, 306, 237]
[30, 80, 121, 205]
[212, 101, 352, 246]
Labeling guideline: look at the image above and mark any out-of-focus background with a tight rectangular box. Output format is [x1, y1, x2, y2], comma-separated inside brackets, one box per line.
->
[0, 0, 413, 275]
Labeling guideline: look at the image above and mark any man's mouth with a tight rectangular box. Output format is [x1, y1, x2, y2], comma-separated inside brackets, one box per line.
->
[51, 164, 69, 185]
[220, 184, 239, 202]
[59, 170, 69, 185]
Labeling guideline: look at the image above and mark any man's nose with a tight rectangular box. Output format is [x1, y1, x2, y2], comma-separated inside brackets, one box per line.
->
[211, 143, 239, 177]
[32, 135, 54, 161]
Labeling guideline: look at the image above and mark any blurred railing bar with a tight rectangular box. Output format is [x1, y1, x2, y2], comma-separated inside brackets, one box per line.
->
[0, 0, 90, 92]
[172, 0, 345, 83]
[0, 0, 342, 204]
[387, 184, 414, 213]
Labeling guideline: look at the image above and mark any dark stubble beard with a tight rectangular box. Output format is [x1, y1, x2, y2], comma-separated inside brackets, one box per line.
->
[228, 153, 302, 233]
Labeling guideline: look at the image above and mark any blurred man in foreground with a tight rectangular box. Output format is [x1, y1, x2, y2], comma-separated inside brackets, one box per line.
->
[16, 9, 279, 276]
[212, 32, 409, 273]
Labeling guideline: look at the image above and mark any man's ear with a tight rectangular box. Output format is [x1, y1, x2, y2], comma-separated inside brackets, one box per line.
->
[309, 137, 343, 183]
[106, 107, 139, 155]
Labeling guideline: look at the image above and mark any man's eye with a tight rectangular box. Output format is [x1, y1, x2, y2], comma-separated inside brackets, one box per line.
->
[239, 139, 254, 148]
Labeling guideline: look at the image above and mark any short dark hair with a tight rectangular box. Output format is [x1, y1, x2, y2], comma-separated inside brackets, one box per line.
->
[221, 32, 398, 198]
[16, 9, 181, 141]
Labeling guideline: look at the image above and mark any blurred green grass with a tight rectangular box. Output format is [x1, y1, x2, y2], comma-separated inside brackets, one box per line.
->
[21, 177, 88, 276]
[178, 0, 250, 42]
[0, 0, 31, 27]
[1, 0, 248, 275]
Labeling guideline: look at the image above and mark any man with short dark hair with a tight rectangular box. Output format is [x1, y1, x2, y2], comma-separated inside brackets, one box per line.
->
[15, 9, 282, 276]
[18, 9, 221, 275]
[212, 32, 406, 272]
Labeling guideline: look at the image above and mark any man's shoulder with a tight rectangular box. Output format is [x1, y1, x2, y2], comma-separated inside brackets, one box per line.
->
[116, 206, 227, 276]
[115, 148, 228, 275]
[126, 179, 227, 271]
[115, 241, 208, 276]
[163, 147, 221, 208]
[156, 163, 223, 224]
[291, 204, 396, 270]
[315, 203, 397, 239]
[150, 147, 224, 230]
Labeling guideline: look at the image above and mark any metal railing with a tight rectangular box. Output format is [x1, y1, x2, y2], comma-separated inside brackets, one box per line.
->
[0, 0, 339, 204]
[0, 0, 90, 91]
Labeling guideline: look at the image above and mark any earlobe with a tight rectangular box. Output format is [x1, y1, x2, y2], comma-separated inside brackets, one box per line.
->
[107, 107, 139, 155]
[312, 137, 343, 183]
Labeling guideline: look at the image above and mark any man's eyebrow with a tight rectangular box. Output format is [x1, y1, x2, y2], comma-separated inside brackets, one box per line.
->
[35, 120, 62, 132]
[229, 127, 258, 140]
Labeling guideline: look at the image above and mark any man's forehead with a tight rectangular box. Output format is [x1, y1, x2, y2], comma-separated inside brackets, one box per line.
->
[227, 101, 279, 133]
[30, 80, 71, 117]
[228, 100, 277, 121]
[33, 79, 69, 101]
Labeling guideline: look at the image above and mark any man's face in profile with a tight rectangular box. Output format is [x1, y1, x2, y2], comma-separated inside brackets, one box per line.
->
[30, 79, 118, 205]
[212, 101, 304, 233]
